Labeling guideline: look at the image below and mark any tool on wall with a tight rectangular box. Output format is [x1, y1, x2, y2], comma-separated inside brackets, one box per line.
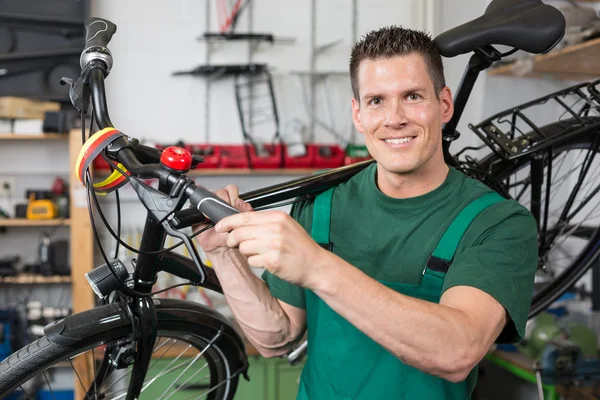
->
[26, 190, 57, 220]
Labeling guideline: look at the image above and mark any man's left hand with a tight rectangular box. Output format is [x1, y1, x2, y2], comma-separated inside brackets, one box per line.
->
[215, 211, 327, 287]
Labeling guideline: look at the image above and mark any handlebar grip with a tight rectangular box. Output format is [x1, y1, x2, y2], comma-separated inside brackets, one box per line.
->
[190, 186, 239, 223]
[84, 17, 117, 49]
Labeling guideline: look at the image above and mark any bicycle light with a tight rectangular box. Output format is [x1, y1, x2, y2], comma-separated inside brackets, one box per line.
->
[85, 259, 130, 298]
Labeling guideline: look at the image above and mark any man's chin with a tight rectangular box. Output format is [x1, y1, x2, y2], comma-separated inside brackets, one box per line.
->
[377, 161, 417, 175]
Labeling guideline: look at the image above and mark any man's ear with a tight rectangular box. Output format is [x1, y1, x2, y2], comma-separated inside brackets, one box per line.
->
[352, 97, 364, 133]
[440, 86, 454, 124]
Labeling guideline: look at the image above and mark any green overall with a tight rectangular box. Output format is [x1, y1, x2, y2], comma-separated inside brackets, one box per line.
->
[297, 188, 505, 400]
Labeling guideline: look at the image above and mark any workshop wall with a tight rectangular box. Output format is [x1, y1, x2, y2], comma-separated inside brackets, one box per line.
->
[0, 0, 585, 286]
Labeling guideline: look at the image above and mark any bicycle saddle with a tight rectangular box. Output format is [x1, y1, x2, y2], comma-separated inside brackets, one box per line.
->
[434, 0, 565, 57]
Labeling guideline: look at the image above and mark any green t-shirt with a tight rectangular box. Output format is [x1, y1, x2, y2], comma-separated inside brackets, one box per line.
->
[263, 163, 538, 342]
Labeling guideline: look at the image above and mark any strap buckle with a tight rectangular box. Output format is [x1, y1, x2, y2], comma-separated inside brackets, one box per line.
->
[423, 254, 451, 275]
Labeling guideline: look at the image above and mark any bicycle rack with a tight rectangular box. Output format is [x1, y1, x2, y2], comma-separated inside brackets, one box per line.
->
[469, 79, 600, 161]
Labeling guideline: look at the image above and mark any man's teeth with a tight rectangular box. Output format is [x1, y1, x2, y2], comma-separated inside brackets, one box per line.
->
[385, 137, 414, 144]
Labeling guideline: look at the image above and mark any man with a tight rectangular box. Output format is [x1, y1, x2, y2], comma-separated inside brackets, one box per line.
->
[195, 26, 537, 399]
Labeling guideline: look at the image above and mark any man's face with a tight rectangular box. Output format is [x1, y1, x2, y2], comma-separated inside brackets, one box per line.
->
[351, 53, 453, 175]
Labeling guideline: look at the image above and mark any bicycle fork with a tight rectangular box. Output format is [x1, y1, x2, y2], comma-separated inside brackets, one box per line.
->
[127, 296, 158, 399]
[85, 296, 157, 400]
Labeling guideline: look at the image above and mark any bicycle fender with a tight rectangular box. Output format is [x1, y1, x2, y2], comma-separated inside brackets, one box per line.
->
[44, 298, 248, 377]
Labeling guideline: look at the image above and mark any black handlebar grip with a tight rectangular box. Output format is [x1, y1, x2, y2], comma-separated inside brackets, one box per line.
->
[84, 17, 117, 49]
[190, 186, 239, 223]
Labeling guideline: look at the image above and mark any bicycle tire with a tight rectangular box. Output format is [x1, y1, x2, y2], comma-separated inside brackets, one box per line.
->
[0, 299, 247, 399]
[477, 133, 600, 318]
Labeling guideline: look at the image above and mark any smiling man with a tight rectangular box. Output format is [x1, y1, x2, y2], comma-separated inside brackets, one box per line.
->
[196, 26, 538, 399]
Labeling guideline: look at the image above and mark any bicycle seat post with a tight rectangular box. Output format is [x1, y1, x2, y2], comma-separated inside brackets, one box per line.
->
[442, 46, 502, 164]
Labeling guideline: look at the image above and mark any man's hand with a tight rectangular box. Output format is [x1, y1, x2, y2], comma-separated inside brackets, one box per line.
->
[193, 184, 252, 256]
[215, 210, 327, 288]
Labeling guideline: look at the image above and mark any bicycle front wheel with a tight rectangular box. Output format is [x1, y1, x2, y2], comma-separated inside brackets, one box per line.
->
[0, 301, 245, 399]
[479, 134, 600, 318]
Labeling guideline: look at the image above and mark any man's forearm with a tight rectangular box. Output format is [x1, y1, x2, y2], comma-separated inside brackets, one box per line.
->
[310, 252, 503, 382]
[208, 250, 303, 357]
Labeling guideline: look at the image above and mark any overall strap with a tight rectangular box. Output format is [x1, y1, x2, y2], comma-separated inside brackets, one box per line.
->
[311, 187, 336, 251]
[425, 192, 505, 278]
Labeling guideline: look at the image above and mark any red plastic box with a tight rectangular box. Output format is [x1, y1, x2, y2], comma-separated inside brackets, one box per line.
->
[283, 144, 316, 169]
[313, 144, 345, 169]
[220, 145, 250, 168]
[248, 144, 283, 169]
[189, 144, 221, 169]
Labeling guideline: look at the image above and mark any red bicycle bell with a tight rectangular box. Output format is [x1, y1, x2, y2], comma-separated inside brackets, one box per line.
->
[160, 146, 193, 172]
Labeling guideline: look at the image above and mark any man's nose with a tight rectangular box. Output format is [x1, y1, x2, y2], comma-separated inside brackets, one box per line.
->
[384, 101, 408, 129]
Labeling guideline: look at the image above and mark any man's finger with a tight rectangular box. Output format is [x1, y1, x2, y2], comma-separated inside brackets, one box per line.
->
[224, 184, 239, 204]
[235, 198, 253, 212]
[226, 225, 275, 248]
[215, 210, 287, 232]
[213, 188, 233, 204]
[238, 238, 271, 258]
[247, 254, 270, 270]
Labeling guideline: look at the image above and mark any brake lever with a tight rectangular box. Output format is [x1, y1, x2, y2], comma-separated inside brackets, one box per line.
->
[129, 179, 188, 222]
[160, 219, 206, 283]
[129, 178, 207, 282]
[60, 60, 106, 114]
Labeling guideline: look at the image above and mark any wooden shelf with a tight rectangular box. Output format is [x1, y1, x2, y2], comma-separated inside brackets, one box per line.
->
[0, 218, 70, 227]
[0, 133, 67, 140]
[488, 37, 600, 81]
[0, 275, 71, 284]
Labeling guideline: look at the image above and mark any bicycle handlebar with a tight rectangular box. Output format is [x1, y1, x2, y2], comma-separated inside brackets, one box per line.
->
[84, 40, 239, 224]
[188, 185, 240, 222]
[81, 18, 117, 73]
[84, 18, 117, 50]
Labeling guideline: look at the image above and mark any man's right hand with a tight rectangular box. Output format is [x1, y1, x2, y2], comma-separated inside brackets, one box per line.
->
[193, 184, 253, 255]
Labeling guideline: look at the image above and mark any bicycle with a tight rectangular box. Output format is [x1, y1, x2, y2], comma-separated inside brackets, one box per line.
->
[1, 0, 598, 398]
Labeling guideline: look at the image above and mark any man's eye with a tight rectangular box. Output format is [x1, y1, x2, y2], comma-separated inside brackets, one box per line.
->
[407, 93, 421, 101]
[371, 98, 381, 105]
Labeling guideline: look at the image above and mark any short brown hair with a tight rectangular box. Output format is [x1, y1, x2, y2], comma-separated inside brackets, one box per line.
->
[350, 26, 445, 101]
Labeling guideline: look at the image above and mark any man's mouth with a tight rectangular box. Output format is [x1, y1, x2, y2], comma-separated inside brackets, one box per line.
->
[384, 137, 416, 144]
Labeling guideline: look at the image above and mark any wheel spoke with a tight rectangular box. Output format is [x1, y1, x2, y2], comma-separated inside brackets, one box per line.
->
[193, 376, 232, 400]
[19, 385, 34, 400]
[104, 359, 209, 399]
[157, 335, 218, 400]
[42, 371, 57, 400]
[99, 338, 181, 394]
[162, 363, 210, 400]
[69, 358, 88, 394]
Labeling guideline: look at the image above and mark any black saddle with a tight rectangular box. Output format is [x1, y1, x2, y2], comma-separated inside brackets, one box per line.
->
[434, 0, 565, 58]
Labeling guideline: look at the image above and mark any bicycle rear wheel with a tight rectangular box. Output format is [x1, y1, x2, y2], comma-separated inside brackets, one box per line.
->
[0, 302, 243, 399]
[478, 133, 600, 318]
